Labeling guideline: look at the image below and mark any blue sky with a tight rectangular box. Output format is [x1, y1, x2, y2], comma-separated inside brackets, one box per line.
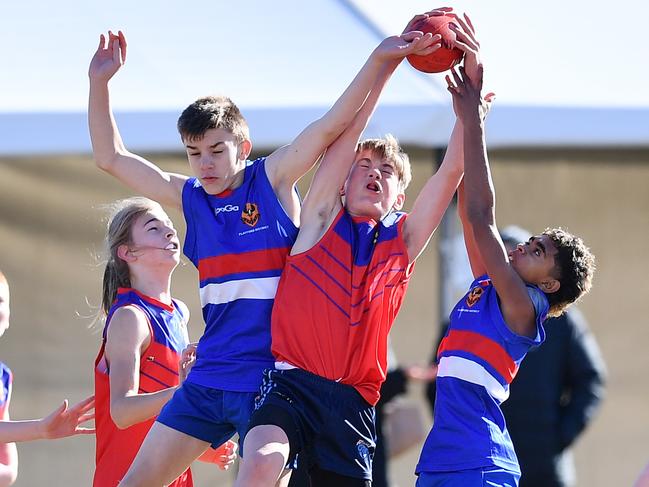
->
[353, 0, 649, 107]
[1, 0, 647, 113]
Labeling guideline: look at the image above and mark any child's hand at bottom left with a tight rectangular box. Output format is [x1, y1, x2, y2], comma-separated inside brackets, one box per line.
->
[198, 439, 238, 470]
[41, 395, 95, 439]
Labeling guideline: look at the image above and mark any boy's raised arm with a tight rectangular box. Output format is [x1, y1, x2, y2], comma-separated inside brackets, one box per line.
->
[403, 121, 464, 264]
[299, 58, 402, 226]
[457, 178, 487, 277]
[264, 26, 440, 193]
[403, 13, 486, 265]
[88, 31, 187, 210]
[450, 65, 537, 334]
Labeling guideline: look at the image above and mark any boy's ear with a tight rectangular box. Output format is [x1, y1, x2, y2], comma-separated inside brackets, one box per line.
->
[339, 178, 349, 197]
[540, 278, 560, 294]
[238, 139, 252, 161]
[392, 192, 406, 211]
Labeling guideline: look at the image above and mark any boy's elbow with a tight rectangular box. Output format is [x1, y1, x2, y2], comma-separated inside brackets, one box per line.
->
[94, 150, 125, 173]
[94, 156, 112, 172]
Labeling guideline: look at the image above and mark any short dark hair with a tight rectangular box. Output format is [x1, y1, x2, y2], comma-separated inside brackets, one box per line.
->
[543, 228, 595, 317]
[177, 95, 249, 143]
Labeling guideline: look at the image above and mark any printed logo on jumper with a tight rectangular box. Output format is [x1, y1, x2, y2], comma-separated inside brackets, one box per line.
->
[241, 202, 260, 227]
[466, 286, 484, 307]
[214, 204, 239, 217]
[356, 440, 372, 465]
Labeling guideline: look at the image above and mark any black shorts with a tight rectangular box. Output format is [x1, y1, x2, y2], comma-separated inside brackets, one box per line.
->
[248, 368, 376, 482]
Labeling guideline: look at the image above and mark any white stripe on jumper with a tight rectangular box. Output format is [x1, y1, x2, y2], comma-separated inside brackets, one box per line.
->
[437, 355, 509, 402]
[199, 276, 280, 306]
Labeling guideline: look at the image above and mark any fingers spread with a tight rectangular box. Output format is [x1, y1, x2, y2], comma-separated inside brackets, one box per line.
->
[118, 30, 127, 63]
[75, 427, 96, 435]
[463, 13, 476, 34]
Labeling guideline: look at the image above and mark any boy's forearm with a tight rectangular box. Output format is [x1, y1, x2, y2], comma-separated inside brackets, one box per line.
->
[344, 60, 397, 135]
[440, 120, 464, 176]
[462, 119, 495, 225]
[319, 52, 397, 137]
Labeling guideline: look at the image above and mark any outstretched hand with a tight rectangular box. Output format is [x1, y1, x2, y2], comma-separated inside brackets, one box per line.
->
[40, 395, 95, 439]
[447, 64, 495, 123]
[88, 30, 127, 83]
[444, 13, 495, 121]
[448, 13, 481, 83]
[373, 30, 441, 63]
[446, 65, 485, 123]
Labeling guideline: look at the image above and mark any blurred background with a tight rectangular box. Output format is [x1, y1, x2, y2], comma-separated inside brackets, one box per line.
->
[1, 0, 648, 485]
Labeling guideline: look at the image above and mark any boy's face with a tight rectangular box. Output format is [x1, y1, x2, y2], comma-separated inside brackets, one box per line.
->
[508, 235, 560, 292]
[0, 280, 10, 338]
[343, 149, 405, 220]
[184, 128, 249, 195]
[120, 206, 180, 270]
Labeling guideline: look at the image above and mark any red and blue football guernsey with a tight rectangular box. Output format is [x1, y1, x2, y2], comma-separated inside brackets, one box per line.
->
[182, 158, 299, 392]
[0, 362, 12, 418]
[94, 288, 191, 487]
[271, 208, 414, 406]
[416, 276, 548, 475]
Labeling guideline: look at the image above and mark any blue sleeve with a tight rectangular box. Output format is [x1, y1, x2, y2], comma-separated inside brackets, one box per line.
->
[526, 286, 549, 346]
[182, 178, 200, 267]
[0, 363, 12, 409]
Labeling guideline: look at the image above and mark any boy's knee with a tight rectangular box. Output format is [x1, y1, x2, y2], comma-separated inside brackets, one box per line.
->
[239, 449, 287, 486]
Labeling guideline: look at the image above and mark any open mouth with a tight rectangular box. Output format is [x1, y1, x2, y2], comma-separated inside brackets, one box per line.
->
[366, 181, 380, 193]
[165, 242, 180, 251]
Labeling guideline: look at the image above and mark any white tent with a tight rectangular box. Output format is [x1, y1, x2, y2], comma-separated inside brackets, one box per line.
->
[1, 0, 647, 155]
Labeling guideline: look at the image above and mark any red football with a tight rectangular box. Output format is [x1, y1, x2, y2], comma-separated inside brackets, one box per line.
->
[406, 15, 465, 73]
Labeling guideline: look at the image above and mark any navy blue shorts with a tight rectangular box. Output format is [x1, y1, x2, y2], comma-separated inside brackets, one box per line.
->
[248, 368, 376, 481]
[156, 381, 256, 456]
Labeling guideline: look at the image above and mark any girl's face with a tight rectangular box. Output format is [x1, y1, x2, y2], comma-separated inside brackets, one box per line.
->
[123, 206, 181, 269]
[0, 281, 10, 338]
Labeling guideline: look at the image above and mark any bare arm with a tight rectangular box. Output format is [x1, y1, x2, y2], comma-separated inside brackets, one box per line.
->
[0, 395, 17, 486]
[264, 30, 440, 208]
[450, 66, 537, 337]
[457, 178, 487, 277]
[105, 306, 177, 429]
[293, 49, 419, 254]
[299, 59, 402, 225]
[88, 31, 187, 209]
[404, 12, 491, 265]
[403, 121, 463, 263]
[0, 396, 94, 443]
